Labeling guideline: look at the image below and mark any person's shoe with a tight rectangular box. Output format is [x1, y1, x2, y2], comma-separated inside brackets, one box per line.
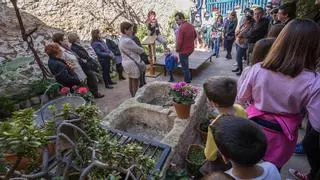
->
[289, 169, 308, 180]
[232, 68, 239, 72]
[94, 93, 105, 99]
[295, 143, 305, 155]
[105, 85, 114, 89]
[119, 75, 126, 80]
[216, 54, 219, 58]
[168, 78, 174, 82]
[233, 63, 237, 66]
[212, 53, 216, 56]
[227, 55, 232, 59]
[108, 81, 117, 85]
[236, 71, 242, 76]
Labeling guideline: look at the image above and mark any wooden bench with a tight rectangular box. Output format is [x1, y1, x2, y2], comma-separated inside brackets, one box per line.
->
[155, 50, 213, 79]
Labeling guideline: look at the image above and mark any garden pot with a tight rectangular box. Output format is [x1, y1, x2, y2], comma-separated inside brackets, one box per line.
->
[3, 153, 33, 170]
[173, 101, 191, 119]
[186, 144, 206, 176]
[197, 123, 208, 143]
[47, 142, 56, 157]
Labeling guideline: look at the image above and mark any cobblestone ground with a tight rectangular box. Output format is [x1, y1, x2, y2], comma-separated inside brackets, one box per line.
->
[94, 46, 309, 180]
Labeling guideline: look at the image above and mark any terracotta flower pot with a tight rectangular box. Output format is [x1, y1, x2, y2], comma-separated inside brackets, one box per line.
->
[3, 154, 33, 170]
[173, 101, 191, 119]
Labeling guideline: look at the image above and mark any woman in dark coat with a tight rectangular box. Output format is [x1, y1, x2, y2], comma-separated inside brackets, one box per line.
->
[91, 29, 117, 89]
[68, 33, 104, 98]
[224, 11, 238, 59]
[45, 43, 81, 88]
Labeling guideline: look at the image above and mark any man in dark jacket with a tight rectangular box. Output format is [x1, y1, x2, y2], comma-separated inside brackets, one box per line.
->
[277, 1, 297, 25]
[243, 7, 269, 64]
[68, 33, 104, 98]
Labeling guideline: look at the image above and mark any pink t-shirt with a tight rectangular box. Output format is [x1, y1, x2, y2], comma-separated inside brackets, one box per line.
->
[237, 63, 320, 132]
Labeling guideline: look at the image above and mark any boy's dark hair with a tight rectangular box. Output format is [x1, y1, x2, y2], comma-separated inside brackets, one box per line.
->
[279, 1, 297, 19]
[175, 12, 185, 20]
[203, 76, 237, 107]
[212, 116, 267, 166]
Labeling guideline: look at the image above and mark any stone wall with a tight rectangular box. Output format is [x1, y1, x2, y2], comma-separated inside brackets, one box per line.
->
[2, 0, 193, 40]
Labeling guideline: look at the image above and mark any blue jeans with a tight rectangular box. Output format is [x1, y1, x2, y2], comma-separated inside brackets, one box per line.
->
[236, 44, 247, 71]
[212, 38, 221, 57]
[179, 55, 191, 83]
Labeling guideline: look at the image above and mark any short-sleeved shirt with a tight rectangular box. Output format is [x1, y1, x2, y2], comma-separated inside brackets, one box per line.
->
[226, 161, 281, 180]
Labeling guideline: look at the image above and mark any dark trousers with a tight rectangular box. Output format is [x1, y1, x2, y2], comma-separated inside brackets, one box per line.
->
[225, 39, 235, 56]
[179, 54, 191, 83]
[303, 123, 320, 180]
[85, 70, 99, 95]
[236, 44, 247, 72]
[99, 58, 112, 86]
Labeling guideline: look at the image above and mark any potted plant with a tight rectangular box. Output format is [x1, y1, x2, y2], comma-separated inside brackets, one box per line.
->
[0, 108, 50, 179]
[197, 112, 219, 142]
[169, 82, 198, 119]
[186, 144, 206, 176]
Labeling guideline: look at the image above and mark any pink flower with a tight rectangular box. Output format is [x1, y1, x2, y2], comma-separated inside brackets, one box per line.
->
[77, 87, 89, 95]
[59, 87, 70, 95]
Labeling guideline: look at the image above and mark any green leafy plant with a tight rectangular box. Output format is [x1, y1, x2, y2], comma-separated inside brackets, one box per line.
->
[71, 104, 159, 179]
[169, 82, 198, 105]
[0, 108, 50, 179]
[166, 168, 190, 180]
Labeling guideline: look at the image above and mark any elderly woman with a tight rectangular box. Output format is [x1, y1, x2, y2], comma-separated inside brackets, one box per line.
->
[45, 43, 81, 88]
[91, 29, 117, 89]
[52, 33, 87, 82]
[119, 22, 145, 97]
[68, 33, 104, 98]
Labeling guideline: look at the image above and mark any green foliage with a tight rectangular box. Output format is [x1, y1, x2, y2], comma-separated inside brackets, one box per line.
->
[0, 108, 49, 157]
[0, 96, 16, 119]
[166, 168, 189, 180]
[71, 104, 159, 178]
[29, 79, 59, 97]
[136, 25, 148, 42]
[284, 0, 317, 18]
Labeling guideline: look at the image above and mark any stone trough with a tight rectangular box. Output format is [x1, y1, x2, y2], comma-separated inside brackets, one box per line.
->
[102, 81, 209, 168]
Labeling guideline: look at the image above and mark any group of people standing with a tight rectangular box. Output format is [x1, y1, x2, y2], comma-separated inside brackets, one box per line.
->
[201, 1, 320, 180]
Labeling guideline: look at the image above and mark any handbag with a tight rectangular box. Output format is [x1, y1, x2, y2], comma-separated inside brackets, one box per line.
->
[140, 53, 150, 65]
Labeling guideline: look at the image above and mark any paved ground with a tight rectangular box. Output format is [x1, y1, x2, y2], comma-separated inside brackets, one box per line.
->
[94, 47, 309, 180]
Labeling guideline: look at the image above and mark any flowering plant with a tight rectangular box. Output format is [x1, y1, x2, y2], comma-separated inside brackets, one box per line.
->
[169, 82, 198, 105]
[59, 86, 93, 102]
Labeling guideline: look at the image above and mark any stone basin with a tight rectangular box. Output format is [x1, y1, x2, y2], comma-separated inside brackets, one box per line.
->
[103, 81, 208, 167]
[104, 105, 175, 141]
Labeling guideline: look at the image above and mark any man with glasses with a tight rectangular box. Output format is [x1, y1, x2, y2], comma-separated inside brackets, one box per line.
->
[243, 7, 269, 64]
[175, 12, 197, 83]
